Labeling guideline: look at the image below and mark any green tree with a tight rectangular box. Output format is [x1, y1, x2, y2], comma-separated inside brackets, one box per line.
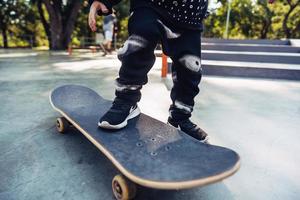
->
[268, 0, 300, 38]
[0, 0, 39, 48]
[204, 0, 300, 39]
[281, 0, 300, 38]
[0, 0, 12, 47]
[256, 0, 275, 39]
[114, 0, 130, 44]
[32, 0, 86, 50]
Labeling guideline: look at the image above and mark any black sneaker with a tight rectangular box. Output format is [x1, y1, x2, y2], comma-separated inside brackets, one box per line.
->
[98, 99, 140, 129]
[168, 117, 209, 143]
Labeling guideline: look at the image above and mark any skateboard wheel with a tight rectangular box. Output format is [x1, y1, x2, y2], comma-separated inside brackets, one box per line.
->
[56, 117, 69, 133]
[112, 174, 136, 200]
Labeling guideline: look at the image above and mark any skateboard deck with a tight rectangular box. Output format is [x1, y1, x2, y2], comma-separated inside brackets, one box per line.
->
[50, 85, 240, 197]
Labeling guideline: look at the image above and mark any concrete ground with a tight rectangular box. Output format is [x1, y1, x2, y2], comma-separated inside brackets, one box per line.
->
[0, 49, 299, 200]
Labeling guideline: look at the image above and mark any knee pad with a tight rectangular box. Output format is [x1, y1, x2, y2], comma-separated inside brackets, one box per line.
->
[117, 34, 148, 59]
[179, 54, 202, 73]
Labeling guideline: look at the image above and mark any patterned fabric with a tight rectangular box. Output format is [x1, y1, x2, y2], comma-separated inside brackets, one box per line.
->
[149, 0, 208, 28]
[90, 0, 208, 30]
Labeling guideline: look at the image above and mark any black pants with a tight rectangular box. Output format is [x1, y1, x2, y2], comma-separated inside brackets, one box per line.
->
[116, 7, 202, 121]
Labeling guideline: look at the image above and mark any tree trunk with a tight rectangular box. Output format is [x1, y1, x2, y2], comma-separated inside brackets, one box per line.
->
[1, 25, 8, 48]
[62, 1, 82, 48]
[257, 1, 273, 39]
[31, 33, 37, 47]
[51, 19, 64, 50]
[282, 0, 300, 39]
[260, 15, 272, 39]
[260, 21, 268, 39]
[42, 0, 81, 50]
[37, 0, 52, 46]
[283, 9, 293, 38]
[43, 0, 64, 49]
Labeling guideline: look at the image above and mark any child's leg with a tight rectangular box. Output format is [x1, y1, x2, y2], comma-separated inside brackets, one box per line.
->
[99, 8, 161, 129]
[115, 8, 161, 104]
[167, 30, 202, 121]
[160, 25, 208, 141]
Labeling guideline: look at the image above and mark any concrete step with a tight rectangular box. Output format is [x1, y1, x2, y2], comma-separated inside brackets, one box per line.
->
[156, 50, 300, 64]
[166, 59, 300, 80]
[202, 44, 300, 53]
[202, 38, 291, 45]
[202, 50, 300, 64]
[201, 61, 300, 80]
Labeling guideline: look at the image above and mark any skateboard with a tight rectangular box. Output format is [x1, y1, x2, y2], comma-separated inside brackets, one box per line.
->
[50, 84, 240, 200]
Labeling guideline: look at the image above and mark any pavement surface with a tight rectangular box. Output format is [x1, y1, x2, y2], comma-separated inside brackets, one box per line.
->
[0, 49, 300, 200]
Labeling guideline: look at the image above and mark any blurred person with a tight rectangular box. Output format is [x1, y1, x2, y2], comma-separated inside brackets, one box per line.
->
[103, 10, 117, 53]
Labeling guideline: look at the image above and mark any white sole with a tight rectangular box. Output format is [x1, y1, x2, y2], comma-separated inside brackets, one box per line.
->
[98, 106, 141, 129]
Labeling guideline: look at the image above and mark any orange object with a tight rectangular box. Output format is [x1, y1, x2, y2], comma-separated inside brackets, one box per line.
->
[91, 46, 97, 53]
[161, 53, 168, 78]
[68, 46, 72, 55]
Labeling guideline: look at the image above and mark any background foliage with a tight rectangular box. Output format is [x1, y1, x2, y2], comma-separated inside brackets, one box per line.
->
[0, 0, 299, 48]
